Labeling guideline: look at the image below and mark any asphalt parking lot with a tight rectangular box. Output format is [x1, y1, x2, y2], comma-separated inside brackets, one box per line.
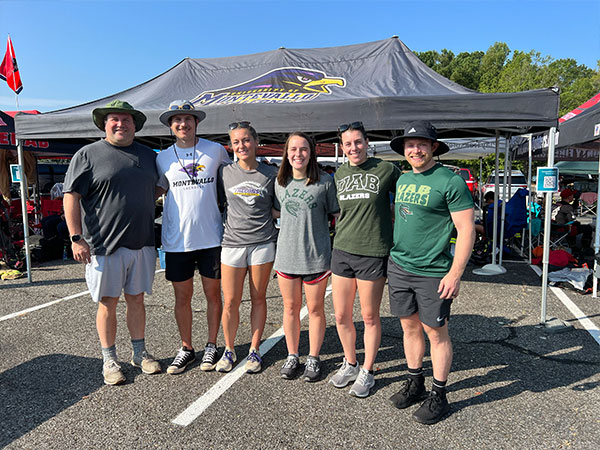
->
[1, 259, 599, 449]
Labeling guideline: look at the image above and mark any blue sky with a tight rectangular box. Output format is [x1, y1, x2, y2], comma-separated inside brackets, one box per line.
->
[0, 0, 598, 112]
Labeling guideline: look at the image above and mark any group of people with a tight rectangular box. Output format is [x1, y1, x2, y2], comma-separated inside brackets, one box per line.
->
[63, 99, 475, 425]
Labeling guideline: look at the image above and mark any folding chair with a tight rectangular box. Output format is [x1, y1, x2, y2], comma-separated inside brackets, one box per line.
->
[578, 192, 597, 216]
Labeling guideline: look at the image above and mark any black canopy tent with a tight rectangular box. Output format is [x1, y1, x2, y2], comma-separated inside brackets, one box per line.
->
[557, 100, 600, 150]
[0, 110, 81, 156]
[554, 97, 600, 297]
[11, 37, 560, 285]
[14, 37, 558, 147]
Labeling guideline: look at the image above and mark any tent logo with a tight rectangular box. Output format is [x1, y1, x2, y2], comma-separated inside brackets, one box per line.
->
[191, 67, 346, 107]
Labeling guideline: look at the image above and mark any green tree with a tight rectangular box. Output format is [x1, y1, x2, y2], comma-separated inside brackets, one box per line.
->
[479, 42, 510, 92]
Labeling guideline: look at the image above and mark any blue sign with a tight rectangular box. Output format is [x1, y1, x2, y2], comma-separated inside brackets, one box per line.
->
[10, 164, 20, 183]
[536, 167, 559, 192]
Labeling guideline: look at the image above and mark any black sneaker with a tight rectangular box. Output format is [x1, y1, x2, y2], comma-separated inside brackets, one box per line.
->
[200, 343, 218, 371]
[302, 356, 321, 382]
[280, 355, 300, 379]
[389, 376, 427, 409]
[412, 391, 450, 425]
[167, 347, 196, 375]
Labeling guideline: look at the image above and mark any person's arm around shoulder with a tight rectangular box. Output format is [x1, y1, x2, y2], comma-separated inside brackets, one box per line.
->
[63, 192, 91, 264]
[438, 207, 475, 299]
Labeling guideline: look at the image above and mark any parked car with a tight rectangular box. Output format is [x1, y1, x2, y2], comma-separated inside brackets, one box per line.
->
[482, 170, 528, 200]
[455, 168, 478, 197]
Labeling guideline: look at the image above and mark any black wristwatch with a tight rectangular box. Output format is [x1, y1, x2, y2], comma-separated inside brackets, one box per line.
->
[70, 234, 82, 243]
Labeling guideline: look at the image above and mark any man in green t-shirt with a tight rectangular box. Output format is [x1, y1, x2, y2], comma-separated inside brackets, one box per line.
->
[387, 121, 475, 425]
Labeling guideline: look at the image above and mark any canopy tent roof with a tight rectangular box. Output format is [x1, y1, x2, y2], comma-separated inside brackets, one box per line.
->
[0, 110, 81, 156]
[555, 161, 599, 175]
[15, 37, 559, 148]
[557, 97, 600, 149]
[370, 137, 499, 161]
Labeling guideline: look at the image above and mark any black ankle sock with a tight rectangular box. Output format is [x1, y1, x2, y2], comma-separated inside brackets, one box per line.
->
[432, 377, 447, 396]
[408, 367, 423, 377]
[368, 370, 374, 375]
[408, 367, 424, 384]
[349, 361, 358, 367]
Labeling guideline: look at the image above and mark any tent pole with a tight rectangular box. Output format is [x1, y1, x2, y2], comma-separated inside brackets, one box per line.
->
[472, 132, 506, 276]
[593, 150, 600, 297]
[527, 134, 533, 264]
[492, 133, 500, 265]
[16, 139, 32, 283]
[498, 137, 510, 266]
[540, 127, 557, 324]
[478, 156, 483, 211]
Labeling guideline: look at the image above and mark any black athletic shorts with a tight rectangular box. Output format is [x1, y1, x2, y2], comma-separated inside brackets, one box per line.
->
[331, 248, 387, 281]
[276, 270, 332, 285]
[165, 247, 221, 282]
[387, 258, 452, 328]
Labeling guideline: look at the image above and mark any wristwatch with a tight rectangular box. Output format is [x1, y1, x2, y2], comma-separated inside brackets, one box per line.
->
[70, 234, 82, 243]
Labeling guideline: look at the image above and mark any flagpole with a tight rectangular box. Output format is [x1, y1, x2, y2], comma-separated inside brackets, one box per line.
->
[6, 33, 31, 281]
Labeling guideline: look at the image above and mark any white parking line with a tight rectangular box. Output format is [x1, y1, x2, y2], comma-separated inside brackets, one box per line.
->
[530, 264, 600, 346]
[0, 268, 165, 323]
[172, 283, 333, 427]
[0, 290, 91, 322]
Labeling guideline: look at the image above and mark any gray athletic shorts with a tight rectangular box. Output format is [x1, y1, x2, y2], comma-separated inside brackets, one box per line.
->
[221, 242, 276, 268]
[85, 246, 156, 302]
[387, 258, 452, 328]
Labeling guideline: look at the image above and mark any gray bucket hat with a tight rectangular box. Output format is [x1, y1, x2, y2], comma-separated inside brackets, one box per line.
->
[390, 121, 450, 156]
[159, 100, 206, 127]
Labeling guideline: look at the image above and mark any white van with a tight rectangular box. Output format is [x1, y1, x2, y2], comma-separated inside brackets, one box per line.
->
[482, 170, 528, 200]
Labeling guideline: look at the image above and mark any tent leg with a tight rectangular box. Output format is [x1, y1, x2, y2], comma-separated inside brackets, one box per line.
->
[16, 139, 32, 283]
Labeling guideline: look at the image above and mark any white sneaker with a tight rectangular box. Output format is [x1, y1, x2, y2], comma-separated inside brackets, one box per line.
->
[329, 358, 360, 388]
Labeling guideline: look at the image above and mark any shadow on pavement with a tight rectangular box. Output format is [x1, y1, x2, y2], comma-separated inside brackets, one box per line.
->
[370, 314, 599, 413]
[0, 354, 102, 447]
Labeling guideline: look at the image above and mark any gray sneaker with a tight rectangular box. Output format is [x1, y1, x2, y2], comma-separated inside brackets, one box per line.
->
[103, 360, 125, 385]
[329, 358, 360, 388]
[131, 350, 161, 374]
[349, 368, 375, 398]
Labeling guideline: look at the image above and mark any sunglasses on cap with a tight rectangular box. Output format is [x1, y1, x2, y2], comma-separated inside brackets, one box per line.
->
[228, 121, 252, 130]
[338, 121, 365, 133]
[169, 103, 194, 111]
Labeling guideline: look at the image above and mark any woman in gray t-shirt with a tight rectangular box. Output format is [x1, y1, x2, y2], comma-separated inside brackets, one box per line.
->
[216, 122, 278, 374]
[274, 132, 339, 382]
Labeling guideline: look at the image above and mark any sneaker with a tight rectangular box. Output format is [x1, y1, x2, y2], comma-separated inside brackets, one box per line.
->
[200, 343, 218, 372]
[131, 350, 161, 374]
[103, 360, 125, 385]
[302, 356, 321, 382]
[412, 391, 450, 425]
[280, 355, 300, 380]
[329, 358, 360, 388]
[389, 377, 427, 409]
[348, 368, 375, 398]
[216, 347, 237, 373]
[245, 348, 262, 373]
[167, 347, 196, 375]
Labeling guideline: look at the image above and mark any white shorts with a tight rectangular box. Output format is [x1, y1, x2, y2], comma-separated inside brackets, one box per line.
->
[85, 246, 156, 302]
[221, 242, 276, 268]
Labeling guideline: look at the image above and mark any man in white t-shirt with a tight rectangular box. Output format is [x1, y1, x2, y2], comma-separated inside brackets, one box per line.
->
[156, 100, 231, 374]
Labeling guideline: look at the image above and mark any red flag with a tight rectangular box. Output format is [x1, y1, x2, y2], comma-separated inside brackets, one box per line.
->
[0, 35, 23, 94]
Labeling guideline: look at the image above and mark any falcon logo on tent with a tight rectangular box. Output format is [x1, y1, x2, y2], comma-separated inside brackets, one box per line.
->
[0, 116, 6, 127]
[191, 67, 346, 107]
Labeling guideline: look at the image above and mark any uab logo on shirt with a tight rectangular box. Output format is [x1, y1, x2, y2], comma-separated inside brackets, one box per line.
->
[336, 173, 380, 201]
[396, 183, 431, 206]
[282, 187, 317, 216]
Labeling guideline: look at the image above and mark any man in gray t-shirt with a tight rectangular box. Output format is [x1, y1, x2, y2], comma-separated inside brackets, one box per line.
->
[63, 100, 161, 386]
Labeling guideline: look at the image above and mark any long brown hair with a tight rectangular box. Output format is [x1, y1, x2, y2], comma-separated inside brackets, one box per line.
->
[277, 132, 320, 187]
